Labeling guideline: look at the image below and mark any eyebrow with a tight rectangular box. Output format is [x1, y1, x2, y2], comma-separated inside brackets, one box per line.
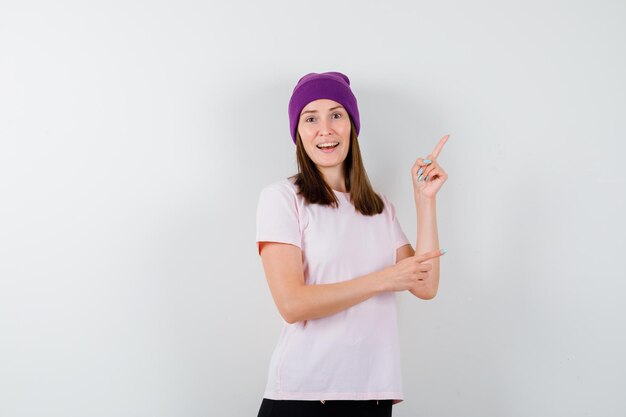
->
[300, 105, 344, 116]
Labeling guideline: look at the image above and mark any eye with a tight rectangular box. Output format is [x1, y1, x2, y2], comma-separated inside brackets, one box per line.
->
[304, 116, 315, 123]
[331, 112, 342, 119]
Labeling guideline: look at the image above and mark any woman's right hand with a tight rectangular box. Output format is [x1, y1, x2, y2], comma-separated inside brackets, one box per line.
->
[383, 249, 445, 292]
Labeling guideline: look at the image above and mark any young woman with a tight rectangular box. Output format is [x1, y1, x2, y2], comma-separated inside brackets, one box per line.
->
[255, 72, 449, 417]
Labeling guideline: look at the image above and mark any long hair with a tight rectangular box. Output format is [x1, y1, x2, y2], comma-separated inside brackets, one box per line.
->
[292, 119, 384, 216]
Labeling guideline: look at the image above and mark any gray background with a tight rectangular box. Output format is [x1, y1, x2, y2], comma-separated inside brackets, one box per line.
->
[1, 0, 625, 416]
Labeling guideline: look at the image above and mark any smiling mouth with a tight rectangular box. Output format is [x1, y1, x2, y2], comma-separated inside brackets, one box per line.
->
[316, 142, 339, 149]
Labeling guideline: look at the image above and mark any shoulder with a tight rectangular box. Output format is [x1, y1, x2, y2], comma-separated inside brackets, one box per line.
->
[257, 177, 304, 211]
[256, 178, 304, 250]
[258, 177, 300, 203]
[261, 177, 298, 194]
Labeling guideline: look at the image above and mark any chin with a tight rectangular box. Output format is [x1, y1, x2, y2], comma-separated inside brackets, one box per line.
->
[316, 160, 346, 170]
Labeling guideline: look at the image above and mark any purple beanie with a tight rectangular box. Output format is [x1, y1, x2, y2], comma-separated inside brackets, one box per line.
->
[288, 71, 360, 144]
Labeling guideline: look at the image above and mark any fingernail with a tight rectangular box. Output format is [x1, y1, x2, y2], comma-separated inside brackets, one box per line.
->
[418, 174, 423, 181]
[440, 248, 448, 255]
[424, 175, 429, 181]
[424, 159, 432, 164]
[417, 167, 424, 175]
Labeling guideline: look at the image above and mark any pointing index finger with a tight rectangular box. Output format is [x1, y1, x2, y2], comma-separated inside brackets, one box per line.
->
[430, 134, 450, 160]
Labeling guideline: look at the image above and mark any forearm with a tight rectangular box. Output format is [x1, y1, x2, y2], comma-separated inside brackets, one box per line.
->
[283, 271, 388, 323]
[411, 196, 440, 298]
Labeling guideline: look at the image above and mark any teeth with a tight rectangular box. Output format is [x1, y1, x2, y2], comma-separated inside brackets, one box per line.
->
[317, 142, 339, 148]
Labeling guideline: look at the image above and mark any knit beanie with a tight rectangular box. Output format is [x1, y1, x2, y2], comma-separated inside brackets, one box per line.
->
[288, 71, 360, 144]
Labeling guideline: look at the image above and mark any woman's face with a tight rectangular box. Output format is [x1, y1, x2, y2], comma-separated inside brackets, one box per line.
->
[297, 99, 351, 170]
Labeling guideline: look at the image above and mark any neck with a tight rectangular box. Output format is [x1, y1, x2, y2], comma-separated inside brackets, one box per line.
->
[319, 165, 347, 193]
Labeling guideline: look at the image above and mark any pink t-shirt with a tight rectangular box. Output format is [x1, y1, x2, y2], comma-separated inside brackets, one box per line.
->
[256, 177, 410, 403]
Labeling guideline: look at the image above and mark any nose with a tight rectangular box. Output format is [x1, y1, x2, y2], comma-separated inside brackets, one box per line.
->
[319, 118, 332, 136]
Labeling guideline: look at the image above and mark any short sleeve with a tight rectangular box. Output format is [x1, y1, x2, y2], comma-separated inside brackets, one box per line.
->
[255, 183, 302, 254]
[383, 195, 410, 250]
[392, 215, 410, 250]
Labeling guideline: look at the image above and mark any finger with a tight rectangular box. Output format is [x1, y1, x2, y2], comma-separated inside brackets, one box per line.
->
[415, 248, 447, 263]
[422, 165, 439, 182]
[423, 162, 439, 177]
[431, 134, 450, 160]
[414, 160, 434, 179]
[413, 158, 433, 170]
[427, 166, 448, 181]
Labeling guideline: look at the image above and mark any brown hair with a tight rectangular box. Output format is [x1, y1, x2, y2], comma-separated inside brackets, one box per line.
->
[292, 119, 384, 216]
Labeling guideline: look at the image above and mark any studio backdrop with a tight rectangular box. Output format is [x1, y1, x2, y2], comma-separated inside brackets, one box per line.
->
[1, 1, 625, 416]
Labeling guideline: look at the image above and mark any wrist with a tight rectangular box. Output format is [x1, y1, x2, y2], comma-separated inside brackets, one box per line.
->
[367, 269, 390, 294]
[414, 195, 436, 206]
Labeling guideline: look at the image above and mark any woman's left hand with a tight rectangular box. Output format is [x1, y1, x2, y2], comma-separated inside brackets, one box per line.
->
[411, 134, 449, 200]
